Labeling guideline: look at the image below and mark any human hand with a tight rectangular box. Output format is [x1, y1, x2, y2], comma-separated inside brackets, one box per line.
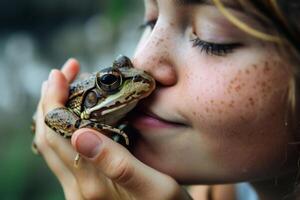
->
[33, 59, 192, 200]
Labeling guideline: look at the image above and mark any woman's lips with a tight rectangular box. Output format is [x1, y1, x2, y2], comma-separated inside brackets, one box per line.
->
[129, 109, 186, 129]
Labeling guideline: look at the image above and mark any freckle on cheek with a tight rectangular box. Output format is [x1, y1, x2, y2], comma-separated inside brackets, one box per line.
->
[205, 107, 210, 113]
[235, 85, 241, 92]
[248, 97, 255, 106]
[229, 100, 235, 108]
[263, 62, 271, 73]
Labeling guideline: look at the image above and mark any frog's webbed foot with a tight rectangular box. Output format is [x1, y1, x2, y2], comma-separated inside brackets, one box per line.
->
[45, 107, 81, 138]
[80, 123, 129, 146]
[102, 124, 130, 146]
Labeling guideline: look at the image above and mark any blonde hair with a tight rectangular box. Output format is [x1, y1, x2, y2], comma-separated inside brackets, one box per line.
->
[212, 0, 282, 43]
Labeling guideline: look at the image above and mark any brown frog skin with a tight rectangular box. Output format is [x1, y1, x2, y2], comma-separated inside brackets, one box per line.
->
[44, 55, 155, 151]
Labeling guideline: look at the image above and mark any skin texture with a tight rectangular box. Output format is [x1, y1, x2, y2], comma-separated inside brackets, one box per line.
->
[34, 0, 300, 200]
[131, 0, 298, 183]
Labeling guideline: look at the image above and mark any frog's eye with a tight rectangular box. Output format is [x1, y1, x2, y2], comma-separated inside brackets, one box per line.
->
[96, 69, 122, 93]
[84, 91, 98, 108]
[113, 55, 133, 68]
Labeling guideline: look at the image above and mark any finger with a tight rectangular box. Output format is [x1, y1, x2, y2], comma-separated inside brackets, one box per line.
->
[34, 81, 48, 153]
[41, 70, 77, 167]
[39, 138, 83, 200]
[34, 82, 82, 199]
[43, 69, 69, 113]
[61, 58, 80, 83]
[71, 129, 186, 199]
[34, 75, 84, 199]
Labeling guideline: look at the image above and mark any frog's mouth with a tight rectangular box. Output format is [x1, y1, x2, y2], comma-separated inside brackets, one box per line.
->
[82, 77, 155, 120]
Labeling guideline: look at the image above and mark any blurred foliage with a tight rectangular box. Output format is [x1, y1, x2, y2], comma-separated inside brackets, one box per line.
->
[0, 0, 143, 199]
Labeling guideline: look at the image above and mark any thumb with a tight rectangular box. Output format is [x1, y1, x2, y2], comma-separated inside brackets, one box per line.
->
[71, 128, 190, 199]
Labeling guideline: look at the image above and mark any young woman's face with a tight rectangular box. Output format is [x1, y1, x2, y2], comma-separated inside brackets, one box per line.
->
[130, 0, 298, 184]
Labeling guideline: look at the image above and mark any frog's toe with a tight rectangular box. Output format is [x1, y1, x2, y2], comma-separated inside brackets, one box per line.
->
[45, 107, 80, 137]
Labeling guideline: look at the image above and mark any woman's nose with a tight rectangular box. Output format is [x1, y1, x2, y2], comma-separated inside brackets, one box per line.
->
[132, 25, 177, 86]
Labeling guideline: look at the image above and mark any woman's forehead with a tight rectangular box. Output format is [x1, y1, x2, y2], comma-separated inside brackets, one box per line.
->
[175, 0, 234, 5]
[146, 0, 269, 27]
[148, 0, 243, 11]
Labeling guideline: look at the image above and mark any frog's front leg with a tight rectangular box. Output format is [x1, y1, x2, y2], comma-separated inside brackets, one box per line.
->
[45, 107, 81, 138]
[79, 122, 129, 146]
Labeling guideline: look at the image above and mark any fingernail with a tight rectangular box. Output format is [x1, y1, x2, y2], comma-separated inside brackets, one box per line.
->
[75, 132, 102, 158]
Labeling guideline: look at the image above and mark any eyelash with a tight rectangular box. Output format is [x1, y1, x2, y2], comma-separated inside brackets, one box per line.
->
[191, 38, 242, 56]
[139, 19, 157, 30]
[140, 20, 242, 57]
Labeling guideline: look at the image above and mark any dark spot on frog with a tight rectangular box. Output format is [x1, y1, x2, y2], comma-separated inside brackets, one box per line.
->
[192, 111, 196, 116]
[252, 64, 258, 70]
[245, 69, 250, 74]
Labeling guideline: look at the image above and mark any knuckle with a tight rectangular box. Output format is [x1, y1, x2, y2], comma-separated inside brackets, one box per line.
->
[45, 128, 58, 147]
[165, 185, 182, 200]
[81, 188, 106, 200]
[34, 134, 47, 153]
[41, 97, 50, 115]
[78, 178, 109, 200]
[107, 155, 134, 185]
[161, 178, 184, 200]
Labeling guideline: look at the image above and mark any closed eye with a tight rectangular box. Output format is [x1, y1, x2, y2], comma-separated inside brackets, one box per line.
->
[139, 19, 157, 30]
[191, 37, 242, 56]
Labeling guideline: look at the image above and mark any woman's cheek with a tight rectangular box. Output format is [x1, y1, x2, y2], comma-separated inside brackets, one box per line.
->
[186, 60, 290, 132]
[182, 59, 295, 179]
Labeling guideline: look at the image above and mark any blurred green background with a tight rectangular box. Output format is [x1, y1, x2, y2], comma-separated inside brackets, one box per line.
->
[0, 0, 143, 199]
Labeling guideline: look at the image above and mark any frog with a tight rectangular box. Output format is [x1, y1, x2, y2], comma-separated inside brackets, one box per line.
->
[43, 55, 155, 165]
